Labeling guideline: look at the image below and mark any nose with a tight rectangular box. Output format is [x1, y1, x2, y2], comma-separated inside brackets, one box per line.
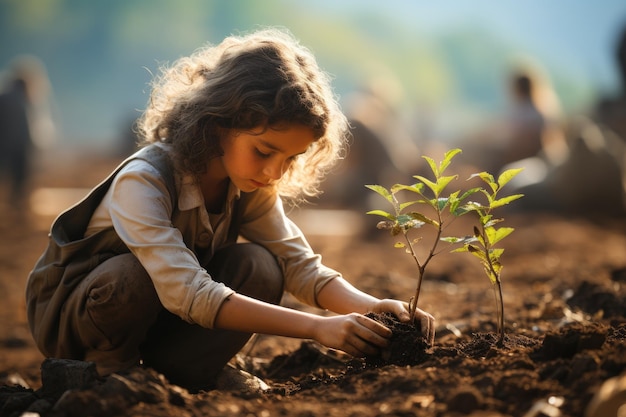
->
[263, 159, 285, 180]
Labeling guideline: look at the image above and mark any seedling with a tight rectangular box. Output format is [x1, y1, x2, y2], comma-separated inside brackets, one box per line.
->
[444, 169, 524, 347]
[367, 148, 523, 347]
[366, 149, 474, 324]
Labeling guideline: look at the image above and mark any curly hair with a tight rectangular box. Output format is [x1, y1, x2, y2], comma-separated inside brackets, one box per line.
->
[136, 28, 349, 202]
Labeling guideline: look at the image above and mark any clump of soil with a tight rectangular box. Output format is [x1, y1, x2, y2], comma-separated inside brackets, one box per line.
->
[364, 311, 430, 367]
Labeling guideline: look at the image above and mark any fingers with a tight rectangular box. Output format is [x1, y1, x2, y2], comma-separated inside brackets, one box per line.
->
[416, 309, 436, 346]
[370, 299, 436, 346]
[320, 309, 435, 359]
[345, 335, 381, 357]
[356, 313, 392, 338]
[345, 314, 391, 357]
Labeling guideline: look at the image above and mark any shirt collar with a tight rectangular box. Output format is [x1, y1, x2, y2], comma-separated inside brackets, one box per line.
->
[178, 173, 240, 211]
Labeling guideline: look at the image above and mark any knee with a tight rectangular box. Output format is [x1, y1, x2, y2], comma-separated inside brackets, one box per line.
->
[73, 254, 161, 355]
[209, 243, 284, 304]
[86, 253, 161, 323]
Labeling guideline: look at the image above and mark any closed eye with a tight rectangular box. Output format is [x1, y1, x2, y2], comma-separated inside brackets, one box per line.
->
[254, 148, 271, 159]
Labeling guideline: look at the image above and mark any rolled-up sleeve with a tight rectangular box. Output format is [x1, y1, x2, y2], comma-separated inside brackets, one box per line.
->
[239, 190, 341, 308]
[103, 161, 234, 328]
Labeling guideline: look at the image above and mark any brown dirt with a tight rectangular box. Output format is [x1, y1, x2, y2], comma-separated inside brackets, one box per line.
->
[1, 150, 626, 417]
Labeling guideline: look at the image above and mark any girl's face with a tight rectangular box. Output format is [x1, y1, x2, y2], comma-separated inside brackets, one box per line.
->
[219, 123, 316, 192]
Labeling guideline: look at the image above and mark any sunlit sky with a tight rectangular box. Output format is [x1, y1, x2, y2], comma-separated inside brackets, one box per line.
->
[312, 0, 626, 92]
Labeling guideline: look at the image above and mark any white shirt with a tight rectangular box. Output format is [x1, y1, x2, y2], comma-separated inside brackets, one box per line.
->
[86, 146, 340, 329]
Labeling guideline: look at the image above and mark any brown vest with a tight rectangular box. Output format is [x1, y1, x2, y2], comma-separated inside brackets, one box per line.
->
[25, 145, 178, 355]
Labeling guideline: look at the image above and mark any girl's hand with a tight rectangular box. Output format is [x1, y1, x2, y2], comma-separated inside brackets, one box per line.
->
[370, 299, 436, 346]
[312, 313, 392, 358]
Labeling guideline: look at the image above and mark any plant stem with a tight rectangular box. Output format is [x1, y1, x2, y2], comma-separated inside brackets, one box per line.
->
[480, 222, 505, 347]
[405, 209, 443, 323]
[404, 233, 424, 321]
[493, 280, 505, 347]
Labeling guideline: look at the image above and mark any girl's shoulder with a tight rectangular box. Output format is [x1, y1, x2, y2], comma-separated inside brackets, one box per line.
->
[131, 143, 174, 169]
[117, 158, 160, 176]
[115, 144, 178, 203]
[120, 143, 177, 180]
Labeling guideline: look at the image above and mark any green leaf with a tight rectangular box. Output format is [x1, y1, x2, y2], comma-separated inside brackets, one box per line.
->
[365, 184, 394, 204]
[461, 201, 485, 213]
[468, 171, 494, 183]
[398, 200, 418, 211]
[396, 213, 412, 225]
[468, 172, 497, 192]
[366, 209, 395, 221]
[397, 214, 425, 230]
[458, 187, 482, 202]
[452, 205, 472, 216]
[485, 267, 498, 284]
[408, 212, 438, 227]
[497, 168, 524, 189]
[414, 175, 438, 197]
[451, 190, 479, 215]
[442, 235, 476, 244]
[473, 226, 485, 246]
[490, 194, 524, 209]
[422, 155, 438, 177]
[485, 218, 503, 228]
[435, 175, 458, 195]
[484, 260, 502, 283]
[440, 148, 462, 173]
[486, 227, 514, 245]
[481, 188, 495, 205]
[451, 246, 469, 253]
[391, 183, 424, 195]
[448, 191, 463, 214]
[488, 248, 505, 261]
[480, 213, 493, 225]
[468, 245, 488, 262]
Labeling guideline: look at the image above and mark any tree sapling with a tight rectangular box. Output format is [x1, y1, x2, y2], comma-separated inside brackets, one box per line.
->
[444, 169, 524, 347]
[366, 149, 475, 331]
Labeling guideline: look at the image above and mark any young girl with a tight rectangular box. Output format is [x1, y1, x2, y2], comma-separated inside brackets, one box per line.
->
[26, 28, 435, 392]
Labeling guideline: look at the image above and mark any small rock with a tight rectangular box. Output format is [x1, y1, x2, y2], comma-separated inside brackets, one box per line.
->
[39, 358, 100, 400]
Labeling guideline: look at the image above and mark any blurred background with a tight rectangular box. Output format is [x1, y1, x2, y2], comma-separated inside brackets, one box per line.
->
[1, 0, 626, 228]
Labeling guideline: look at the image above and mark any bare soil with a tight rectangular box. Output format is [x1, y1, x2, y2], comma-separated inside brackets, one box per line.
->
[1, 150, 625, 417]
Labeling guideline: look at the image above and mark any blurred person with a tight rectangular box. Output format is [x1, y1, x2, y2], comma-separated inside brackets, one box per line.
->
[463, 60, 567, 176]
[0, 71, 31, 209]
[25, 28, 435, 393]
[508, 24, 626, 217]
[0, 55, 56, 212]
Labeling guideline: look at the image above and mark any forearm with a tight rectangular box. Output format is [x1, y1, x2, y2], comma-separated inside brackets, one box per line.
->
[213, 293, 323, 338]
[212, 279, 424, 357]
[316, 277, 379, 315]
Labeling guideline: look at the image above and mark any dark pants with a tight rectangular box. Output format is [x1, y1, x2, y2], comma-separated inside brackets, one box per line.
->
[64, 243, 284, 389]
